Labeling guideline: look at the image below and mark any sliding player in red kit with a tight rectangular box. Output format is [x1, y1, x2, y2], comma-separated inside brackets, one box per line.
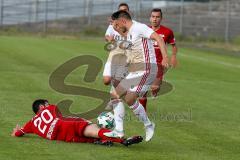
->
[11, 99, 143, 146]
[139, 8, 178, 110]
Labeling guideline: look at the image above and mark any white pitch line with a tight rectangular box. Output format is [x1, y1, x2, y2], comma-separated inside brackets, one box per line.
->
[178, 52, 240, 69]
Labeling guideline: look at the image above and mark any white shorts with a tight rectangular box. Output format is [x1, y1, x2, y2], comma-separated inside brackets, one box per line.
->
[117, 63, 157, 97]
[103, 62, 128, 81]
[103, 47, 128, 81]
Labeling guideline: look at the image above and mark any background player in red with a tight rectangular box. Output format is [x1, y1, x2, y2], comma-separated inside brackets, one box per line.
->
[139, 8, 178, 110]
[11, 99, 143, 146]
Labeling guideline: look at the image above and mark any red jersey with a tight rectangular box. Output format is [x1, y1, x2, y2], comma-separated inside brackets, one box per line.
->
[150, 25, 176, 79]
[150, 25, 176, 64]
[15, 105, 91, 142]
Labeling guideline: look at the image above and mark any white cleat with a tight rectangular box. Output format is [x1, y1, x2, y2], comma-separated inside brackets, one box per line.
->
[145, 122, 155, 142]
[103, 129, 124, 138]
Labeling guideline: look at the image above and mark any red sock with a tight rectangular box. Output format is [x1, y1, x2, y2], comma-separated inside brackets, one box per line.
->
[98, 128, 124, 143]
[139, 97, 147, 111]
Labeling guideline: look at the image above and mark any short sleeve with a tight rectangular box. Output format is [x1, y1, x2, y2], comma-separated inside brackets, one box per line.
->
[105, 25, 115, 36]
[167, 29, 176, 44]
[139, 23, 154, 39]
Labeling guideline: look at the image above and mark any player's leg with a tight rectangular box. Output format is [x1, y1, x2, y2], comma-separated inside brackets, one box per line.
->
[103, 47, 126, 85]
[104, 56, 128, 137]
[123, 67, 157, 141]
[138, 92, 148, 111]
[105, 87, 126, 138]
[125, 92, 155, 142]
[84, 124, 143, 146]
[105, 90, 155, 141]
[105, 62, 127, 110]
[157, 63, 164, 85]
[105, 63, 128, 137]
[125, 92, 152, 127]
[104, 72, 154, 141]
[138, 64, 163, 114]
[107, 78, 130, 136]
[83, 124, 123, 143]
[103, 49, 116, 85]
[83, 123, 143, 146]
[103, 61, 112, 85]
[105, 98, 125, 137]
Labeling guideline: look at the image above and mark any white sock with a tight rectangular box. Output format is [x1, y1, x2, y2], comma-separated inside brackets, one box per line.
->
[130, 101, 151, 127]
[112, 99, 125, 132]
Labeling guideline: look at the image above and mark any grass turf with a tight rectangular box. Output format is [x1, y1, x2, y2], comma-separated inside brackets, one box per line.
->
[0, 36, 239, 160]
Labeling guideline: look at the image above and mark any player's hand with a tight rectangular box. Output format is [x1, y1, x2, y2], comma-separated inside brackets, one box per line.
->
[11, 124, 21, 137]
[161, 56, 169, 68]
[105, 35, 115, 42]
[151, 78, 162, 97]
[151, 84, 160, 97]
[170, 55, 178, 68]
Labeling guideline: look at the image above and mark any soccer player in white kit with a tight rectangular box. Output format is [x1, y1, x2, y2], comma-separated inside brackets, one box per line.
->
[103, 4, 134, 141]
[104, 10, 169, 142]
[103, 3, 130, 87]
[104, 3, 129, 44]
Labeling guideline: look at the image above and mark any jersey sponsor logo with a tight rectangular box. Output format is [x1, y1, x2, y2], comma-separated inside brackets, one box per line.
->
[114, 34, 133, 42]
[46, 118, 59, 139]
[104, 40, 133, 52]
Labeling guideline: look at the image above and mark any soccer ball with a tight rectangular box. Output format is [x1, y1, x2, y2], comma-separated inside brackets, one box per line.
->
[97, 112, 115, 129]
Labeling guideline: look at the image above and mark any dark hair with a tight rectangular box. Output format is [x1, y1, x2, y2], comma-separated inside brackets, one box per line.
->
[151, 8, 163, 18]
[111, 10, 132, 20]
[32, 99, 48, 114]
[118, 3, 129, 11]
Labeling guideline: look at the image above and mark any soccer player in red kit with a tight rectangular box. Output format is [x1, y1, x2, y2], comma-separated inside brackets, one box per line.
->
[11, 99, 143, 146]
[139, 8, 178, 110]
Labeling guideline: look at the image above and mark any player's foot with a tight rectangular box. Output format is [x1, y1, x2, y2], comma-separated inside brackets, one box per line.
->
[145, 122, 155, 142]
[103, 129, 124, 138]
[122, 136, 143, 147]
[94, 140, 113, 147]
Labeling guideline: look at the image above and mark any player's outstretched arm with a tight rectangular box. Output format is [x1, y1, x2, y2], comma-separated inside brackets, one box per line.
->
[11, 124, 23, 137]
[149, 32, 169, 96]
[150, 32, 169, 68]
[11, 120, 33, 137]
[170, 44, 178, 67]
[105, 35, 114, 42]
[150, 78, 162, 97]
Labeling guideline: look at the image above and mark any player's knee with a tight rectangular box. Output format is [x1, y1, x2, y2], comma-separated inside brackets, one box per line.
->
[83, 124, 99, 138]
[124, 92, 138, 106]
[125, 96, 136, 106]
[103, 76, 111, 85]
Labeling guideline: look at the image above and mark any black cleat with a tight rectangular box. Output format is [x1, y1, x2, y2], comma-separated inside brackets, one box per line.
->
[122, 136, 143, 147]
[94, 140, 113, 147]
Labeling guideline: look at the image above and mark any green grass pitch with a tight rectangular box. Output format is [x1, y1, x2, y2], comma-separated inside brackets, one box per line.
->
[0, 36, 240, 160]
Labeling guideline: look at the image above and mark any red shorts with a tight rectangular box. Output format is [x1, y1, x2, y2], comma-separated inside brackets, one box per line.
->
[55, 120, 94, 143]
[157, 63, 164, 80]
[155, 50, 164, 80]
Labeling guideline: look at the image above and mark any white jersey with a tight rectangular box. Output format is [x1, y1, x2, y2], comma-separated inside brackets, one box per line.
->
[105, 25, 118, 36]
[105, 24, 122, 41]
[106, 21, 156, 64]
[105, 20, 137, 42]
[105, 21, 157, 95]
[125, 21, 156, 65]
